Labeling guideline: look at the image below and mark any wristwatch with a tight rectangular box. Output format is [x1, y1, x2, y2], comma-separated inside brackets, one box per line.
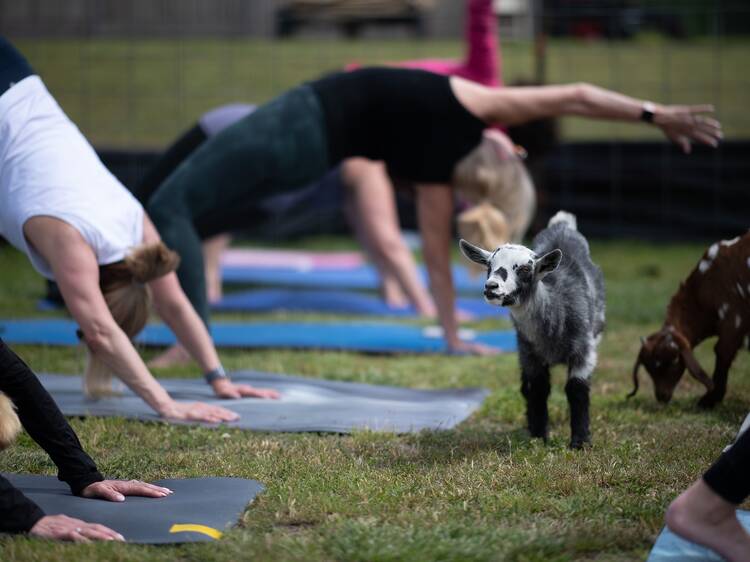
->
[640, 101, 656, 123]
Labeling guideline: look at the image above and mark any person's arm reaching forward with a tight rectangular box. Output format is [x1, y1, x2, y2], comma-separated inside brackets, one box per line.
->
[0, 339, 171, 540]
[142, 217, 280, 400]
[22, 217, 240, 423]
[416, 184, 499, 355]
[454, 78, 722, 153]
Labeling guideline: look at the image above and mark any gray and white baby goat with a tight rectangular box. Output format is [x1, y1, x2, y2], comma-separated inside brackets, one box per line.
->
[460, 212, 605, 448]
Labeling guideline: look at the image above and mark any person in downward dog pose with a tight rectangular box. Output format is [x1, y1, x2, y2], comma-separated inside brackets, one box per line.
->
[138, 0, 505, 328]
[459, 212, 605, 448]
[145, 62, 720, 357]
[0, 37, 279, 422]
[0, 339, 171, 541]
[134, 103, 437, 315]
[139, 0, 517, 368]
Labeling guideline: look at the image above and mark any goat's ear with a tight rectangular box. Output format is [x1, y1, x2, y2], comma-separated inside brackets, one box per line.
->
[535, 249, 563, 278]
[672, 332, 714, 391]
[459, 239, 492, 266]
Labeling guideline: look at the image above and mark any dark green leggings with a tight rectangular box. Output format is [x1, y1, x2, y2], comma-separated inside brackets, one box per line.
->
[147, 85, 330, 325]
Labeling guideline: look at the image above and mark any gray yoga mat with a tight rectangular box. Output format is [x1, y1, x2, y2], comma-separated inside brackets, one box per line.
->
[2, 474, 263, 544]
[38, 372, 490, 433]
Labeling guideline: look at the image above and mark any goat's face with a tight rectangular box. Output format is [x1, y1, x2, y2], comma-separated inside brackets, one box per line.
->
[629, 328, 715, 403]
[459, 239, 562, 308]
[638, 331, 685, 403]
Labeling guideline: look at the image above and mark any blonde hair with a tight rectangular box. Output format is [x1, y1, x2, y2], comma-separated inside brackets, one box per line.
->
[453, 135, 536, 252]
[0, 393, 21, 451]
[84, 242, 180, 399]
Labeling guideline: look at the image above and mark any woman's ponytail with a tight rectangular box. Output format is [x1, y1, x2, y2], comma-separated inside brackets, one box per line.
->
[83, 242, 180, 398]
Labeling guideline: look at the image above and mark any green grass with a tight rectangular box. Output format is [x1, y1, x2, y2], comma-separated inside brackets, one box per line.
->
[0, 237, 749, 561]
[11, 34, 748, 149]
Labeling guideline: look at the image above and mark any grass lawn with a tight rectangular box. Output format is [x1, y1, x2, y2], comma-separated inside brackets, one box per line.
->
[11, 35, 749, 149]
[0, 237, 748, 561]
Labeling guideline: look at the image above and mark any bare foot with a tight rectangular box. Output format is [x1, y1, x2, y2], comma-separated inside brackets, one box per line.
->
[148, 344, 192, 369]
[665, 479, 750, 562]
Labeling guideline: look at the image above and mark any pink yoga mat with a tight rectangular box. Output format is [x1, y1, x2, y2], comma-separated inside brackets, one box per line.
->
[220, 248, 365, 271]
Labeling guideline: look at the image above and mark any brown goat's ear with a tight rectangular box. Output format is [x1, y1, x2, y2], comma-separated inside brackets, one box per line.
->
[627, 347, 643, 399]
[672, 332, 714, 391]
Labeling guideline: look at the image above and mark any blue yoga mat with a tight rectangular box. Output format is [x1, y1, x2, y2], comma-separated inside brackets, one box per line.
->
[222, 263, 485, 293]
[0, 319, 516, 354]
[213, 288, 506, 319]
[647, 510, 750, 561]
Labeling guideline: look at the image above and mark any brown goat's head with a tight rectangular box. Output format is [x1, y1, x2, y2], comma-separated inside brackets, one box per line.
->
[628, 328, 714, 403]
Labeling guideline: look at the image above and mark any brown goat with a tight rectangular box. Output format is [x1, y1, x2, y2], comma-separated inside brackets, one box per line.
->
[629, 231, 750, 407]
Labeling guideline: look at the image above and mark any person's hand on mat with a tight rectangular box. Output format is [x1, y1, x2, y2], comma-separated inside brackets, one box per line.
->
[163, 401, 240, 423]
[653, 104, 723, 153]
[449, 340, 502, 356]
[81, 479, 174, 502]
[30, 514, 125, 542]
[211, 378, 281, 400]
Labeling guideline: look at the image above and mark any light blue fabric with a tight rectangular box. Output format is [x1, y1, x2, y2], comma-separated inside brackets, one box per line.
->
[0, 318, 517, 354]
[221, 263, 486, 293]
[213, 288, 507, 318]
[647, 510, 750, 561]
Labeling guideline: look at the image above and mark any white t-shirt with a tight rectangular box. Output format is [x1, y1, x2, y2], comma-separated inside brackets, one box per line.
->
[0, 75, 144, 279]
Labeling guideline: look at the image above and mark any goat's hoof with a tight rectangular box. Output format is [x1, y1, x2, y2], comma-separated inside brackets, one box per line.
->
[528, 428, 548, 442]
[697, 395, 719, 409]
[569, 436, 591, 450]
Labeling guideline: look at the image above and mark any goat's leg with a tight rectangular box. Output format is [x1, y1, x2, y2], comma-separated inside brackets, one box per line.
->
[566, 346, 596, 449]
[520, 356, 551, 441]
[565, 377, 591, 449]
[698, 333, 743, 408]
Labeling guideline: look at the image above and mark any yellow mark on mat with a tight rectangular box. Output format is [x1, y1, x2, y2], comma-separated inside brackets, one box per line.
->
[169, 523, 223, 539]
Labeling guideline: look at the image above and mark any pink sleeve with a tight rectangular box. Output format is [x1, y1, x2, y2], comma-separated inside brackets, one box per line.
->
[349, 0, 501, 87]
[460, 0, 501, 87]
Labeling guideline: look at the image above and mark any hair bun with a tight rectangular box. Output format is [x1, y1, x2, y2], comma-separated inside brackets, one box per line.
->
[457, 202, 510, 251]
[125, 242, 180, 284]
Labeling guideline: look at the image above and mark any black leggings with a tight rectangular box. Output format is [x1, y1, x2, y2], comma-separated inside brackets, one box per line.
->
[147, 84, 330, 325]
[703, 426, 750, 505]
[134, 124, 207, 206]
[0, 339, 103, 532]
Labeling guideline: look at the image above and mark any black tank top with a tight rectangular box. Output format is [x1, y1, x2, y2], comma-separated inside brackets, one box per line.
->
[310, 67, 486, 184]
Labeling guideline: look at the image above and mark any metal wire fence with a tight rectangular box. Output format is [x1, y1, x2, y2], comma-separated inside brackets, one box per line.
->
[1, 0, 747, 239]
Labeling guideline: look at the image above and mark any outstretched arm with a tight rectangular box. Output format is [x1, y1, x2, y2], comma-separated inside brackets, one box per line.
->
[456, 79, 722, 152]
[22, 217, 240, 423]
[142, 217, 279, 400]
[416, 184, 498, 355]
[341, 158, 436, 316]
[0, 339, 170, 539]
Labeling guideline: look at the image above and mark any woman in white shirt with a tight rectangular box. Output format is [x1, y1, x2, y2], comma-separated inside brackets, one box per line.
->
[0, 37, 279, 423]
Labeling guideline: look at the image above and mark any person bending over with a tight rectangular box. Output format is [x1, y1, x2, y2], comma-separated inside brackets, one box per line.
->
[0, 339, 170, 541]
[146, 66, 721, 356]
[138, 0, 504, 333]
[134, 104, 436, 317]
[0, 37, 279, 422]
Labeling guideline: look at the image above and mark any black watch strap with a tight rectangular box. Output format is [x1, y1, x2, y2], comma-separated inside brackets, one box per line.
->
[640, 101, 656, 123]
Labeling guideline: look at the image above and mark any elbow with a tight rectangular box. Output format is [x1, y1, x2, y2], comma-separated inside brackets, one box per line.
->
[81, 321, 117, 356]
[570, 82, 594, 113]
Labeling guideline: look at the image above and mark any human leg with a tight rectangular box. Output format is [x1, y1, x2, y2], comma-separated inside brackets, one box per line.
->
[665, 424, 750, 562]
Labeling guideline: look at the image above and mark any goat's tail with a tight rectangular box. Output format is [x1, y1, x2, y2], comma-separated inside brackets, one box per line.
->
[548, 211, 577, 231]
